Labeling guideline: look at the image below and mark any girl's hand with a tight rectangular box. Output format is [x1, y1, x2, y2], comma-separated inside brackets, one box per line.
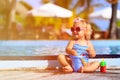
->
[86, 49, 90, 53]
[71, 49, 77, 56]
[86, 49, 95, 57]
[86, 41, 96, 58]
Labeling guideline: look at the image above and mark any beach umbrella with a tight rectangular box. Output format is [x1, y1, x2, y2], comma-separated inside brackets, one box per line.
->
[89, 7, 120, 20]
[28, 3, 72, 18]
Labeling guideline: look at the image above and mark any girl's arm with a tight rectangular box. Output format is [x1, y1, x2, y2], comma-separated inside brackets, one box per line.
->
[65, 40, 77, 56]
[86, 41, 96, 58]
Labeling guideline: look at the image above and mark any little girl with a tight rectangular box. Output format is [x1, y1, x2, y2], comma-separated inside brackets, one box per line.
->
[57, 17, 99, 73]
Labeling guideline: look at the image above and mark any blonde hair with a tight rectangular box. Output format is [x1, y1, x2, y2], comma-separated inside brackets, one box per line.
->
[85, 22, 92, 40]
[73, 17, 92, 40]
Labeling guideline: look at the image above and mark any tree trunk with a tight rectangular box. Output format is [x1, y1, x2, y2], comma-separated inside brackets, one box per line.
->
[5, 0, 16, 40]
[108, 3, 118, 39]
[86, 0, 90, 20]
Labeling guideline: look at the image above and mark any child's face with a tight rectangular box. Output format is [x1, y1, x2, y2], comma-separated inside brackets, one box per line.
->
[71, 21, 86, 39]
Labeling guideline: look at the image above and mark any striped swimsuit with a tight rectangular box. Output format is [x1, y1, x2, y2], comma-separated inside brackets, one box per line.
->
[69, 41, 89, 72]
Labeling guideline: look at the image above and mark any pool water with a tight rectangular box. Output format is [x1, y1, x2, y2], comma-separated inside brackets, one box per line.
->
[0, 40, 120, 56]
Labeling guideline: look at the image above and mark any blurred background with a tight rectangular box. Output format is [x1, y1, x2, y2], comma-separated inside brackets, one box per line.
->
[0, 0, 120, 40]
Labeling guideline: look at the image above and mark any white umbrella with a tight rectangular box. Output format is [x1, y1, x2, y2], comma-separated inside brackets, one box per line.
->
[89, 7, 120, 20]
[28, 3, 72, 18]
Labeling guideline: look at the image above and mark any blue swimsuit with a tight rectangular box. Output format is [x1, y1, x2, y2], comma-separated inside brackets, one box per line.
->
[69, 43, 89, 72]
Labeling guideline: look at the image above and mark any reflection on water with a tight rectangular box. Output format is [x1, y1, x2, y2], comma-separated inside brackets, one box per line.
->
[95, 46, 120, 54]
[0, 40, 120, 56]
[0, 46, 66, 56]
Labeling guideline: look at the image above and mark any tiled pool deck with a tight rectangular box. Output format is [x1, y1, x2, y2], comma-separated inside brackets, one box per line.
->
[0, 55, 120, 80]
[0, 68, 120, 80]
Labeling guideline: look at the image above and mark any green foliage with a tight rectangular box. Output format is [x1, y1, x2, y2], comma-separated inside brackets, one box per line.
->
[116, 20, 120, 28]
[0, 16, 4, 25]
[15, 14, 25, 27]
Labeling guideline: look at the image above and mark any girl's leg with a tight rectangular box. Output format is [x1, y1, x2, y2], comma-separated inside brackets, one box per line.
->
[57, 54, 73, 73]
[78, 61, 99, 73]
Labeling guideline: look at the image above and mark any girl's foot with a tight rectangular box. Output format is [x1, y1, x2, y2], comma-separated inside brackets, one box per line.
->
[62, 66, 73, 73]
[78, 66, 84, 73]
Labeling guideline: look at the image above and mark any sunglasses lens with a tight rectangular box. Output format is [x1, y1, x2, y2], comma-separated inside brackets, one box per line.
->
[71, 27, 74, 32]
[76, 27, 80, 32]
[71, 27, 81, 32]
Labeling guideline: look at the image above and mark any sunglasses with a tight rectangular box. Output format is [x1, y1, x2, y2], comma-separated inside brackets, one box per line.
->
[71, 27, 86, 32]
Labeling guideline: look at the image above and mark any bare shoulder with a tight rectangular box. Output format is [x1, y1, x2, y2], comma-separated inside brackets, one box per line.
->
[66, 40, 74, 49]
[68, 40, 74, 44]
[87, 40, 93, 46]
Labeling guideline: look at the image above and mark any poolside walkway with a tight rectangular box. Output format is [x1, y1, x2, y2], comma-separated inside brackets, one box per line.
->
[0, 68, 120, 80]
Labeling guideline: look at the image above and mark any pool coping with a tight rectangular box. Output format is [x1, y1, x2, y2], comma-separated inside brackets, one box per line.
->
[0, 54, 120, 60]
[0, 57, 120, 70]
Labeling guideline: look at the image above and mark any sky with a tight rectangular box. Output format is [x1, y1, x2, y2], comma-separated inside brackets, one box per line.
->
[19, 0, 120, 31]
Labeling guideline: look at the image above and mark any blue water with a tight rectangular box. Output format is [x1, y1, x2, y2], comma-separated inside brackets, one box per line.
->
[0, 40, 120, 56]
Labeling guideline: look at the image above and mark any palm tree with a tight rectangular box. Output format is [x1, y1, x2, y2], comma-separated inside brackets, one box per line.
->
[107, 0, 118, 39]
[0, 0, 16, 39]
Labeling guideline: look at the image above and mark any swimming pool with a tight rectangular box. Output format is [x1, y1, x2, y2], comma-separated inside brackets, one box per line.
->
[0, 40, 120, 56]
[0, 40, 120, 68]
